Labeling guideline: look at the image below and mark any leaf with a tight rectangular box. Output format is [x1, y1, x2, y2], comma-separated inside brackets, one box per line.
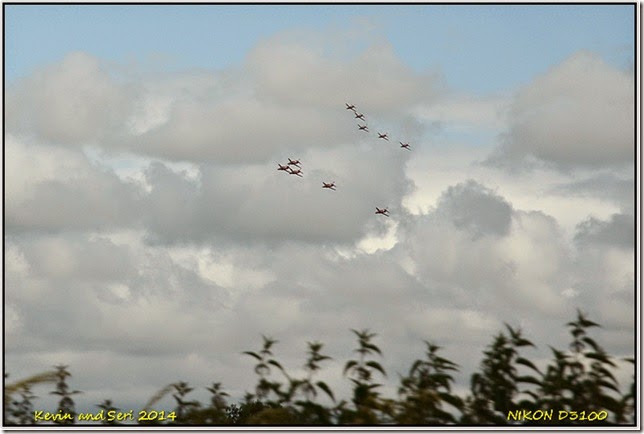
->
[596, 394, 623, 412]
[267, 359, 285, 372]
[434, 355, 459, 368]
[254, 363, 269, 376]
[315, 381, 336, 402]
[585, 352, 616, 367]
[242, 351, 262, 361]
[438, 392, 464, 410]
[515, 375, 542, 386]
[366, 361, 387, 377]
[408, 359, 423, 375]
[595, 366, 619, 385]
[514, 338, 536, 348]
[4, 371, 58, 397]
[343, 360, 358, 376]
[143, 383, 176, 411]
[365, 343, 383, 356]
[515, 357, 542, 374]
[581, 336, 602, 352]
[597, 379, 621, 395]
[261, 335, 278, 348]
[579, 317, 600, 329]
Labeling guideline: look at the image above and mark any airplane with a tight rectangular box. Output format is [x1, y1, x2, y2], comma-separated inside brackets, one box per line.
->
[399, 142, 411, 150]
[378, 133, 389, 141]
[345, 103, 356, 111]
[322, 181, 336, 191]
[277, 163, 290, 171]
[288, 158, 302, 167]
[375, 207, 390, 216]
[354, 113, 365, 121]
[358, 124, 369, 132]
[287, 167, 303, 177]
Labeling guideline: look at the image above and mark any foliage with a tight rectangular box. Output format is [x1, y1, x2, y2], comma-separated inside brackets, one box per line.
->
[96, 399, 120, 425]
[463, 324, 539, 424]
[396, 341, 463, 424]
[3, 312, 635, 426]
[50, 364, 81, 425]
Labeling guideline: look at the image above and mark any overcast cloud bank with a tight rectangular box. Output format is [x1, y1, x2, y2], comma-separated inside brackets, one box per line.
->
[5, 22, 635, 415]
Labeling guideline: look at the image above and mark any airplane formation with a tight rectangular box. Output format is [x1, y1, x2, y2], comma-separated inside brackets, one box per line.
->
[346, 102, 415, 217]
[277, 159, 304, 177]
[277, 102, 413, 218]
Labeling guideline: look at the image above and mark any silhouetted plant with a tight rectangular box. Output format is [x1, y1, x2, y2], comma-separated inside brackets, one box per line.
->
[9, 385, 37, 425]
[243, 335, 289, 403]
[463, 325, 538, 424]
[618, 357, 635, 424]
[537, 310, 626, 425]
[4, 370, 60, 425]
[170, 381, 201, 423]
[396, 342, 463, 424]
[183, 382, 231, 425]
[3, 311, 635, 427]
[96, 399, 120, 425]
[290, 341, 335, 424]
[50, 365, 81, 425]
[338, 329, 388, 424]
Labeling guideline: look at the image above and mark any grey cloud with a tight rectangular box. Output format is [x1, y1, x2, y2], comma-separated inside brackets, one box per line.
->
[141, 143, 414, 246]
[397, 183, 575, 320]
[15, 234, 136, 283]
[4, 29, 635, 418]
[247, 31, 444, 112]
[436, 179, 513, 238]
[486, 51, 634, 171]
[549, 173, 634, 211]
[574, 213, 634, 249]
[7, 176, 141, 234]
[140, 161, 203, 244]
[5, 139, 143, 234]
[126, 98, 358, 165]
[6, 32, 444, 166]
[5, 235, 229, 357]
[6, 52, 132, 145]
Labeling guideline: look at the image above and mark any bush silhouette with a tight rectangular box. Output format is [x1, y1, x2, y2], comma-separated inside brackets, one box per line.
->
[4, 311, 635, 426]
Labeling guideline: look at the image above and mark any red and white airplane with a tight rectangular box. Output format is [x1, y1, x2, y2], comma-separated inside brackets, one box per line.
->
[287, 167, 303, 177]
[288, 158, 302, 167]
[377, 133, 389, 141]
[346, 103, 356, 111]
[399, 142, 411, 150]
[277, 163, 290, 172]
[358, 124, 369, 132]
[322, 181, 336, 191]
[375, 207, 390, 216]
[354, 113, 366, 121]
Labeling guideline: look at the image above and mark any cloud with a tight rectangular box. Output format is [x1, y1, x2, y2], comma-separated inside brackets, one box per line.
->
[6, 52, 131, 145]
[5, 178, 634, 413]
[141, 142, 414, 246]
[248, 30, 443, 112]
[4, 26, 634, 418]
[549, 173, 634, 213]
[5, 135, 142, 233]
[486, 51, 634, 170]
[6, 27, 444, 166]
[436, 179, 513, 238]
[5, 233, 230, 357]
[574, 213, 634, 249]
[399, 189, 573, 320]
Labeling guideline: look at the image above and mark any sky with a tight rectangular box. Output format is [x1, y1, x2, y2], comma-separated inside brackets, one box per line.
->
[4, 3, 638, 422]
